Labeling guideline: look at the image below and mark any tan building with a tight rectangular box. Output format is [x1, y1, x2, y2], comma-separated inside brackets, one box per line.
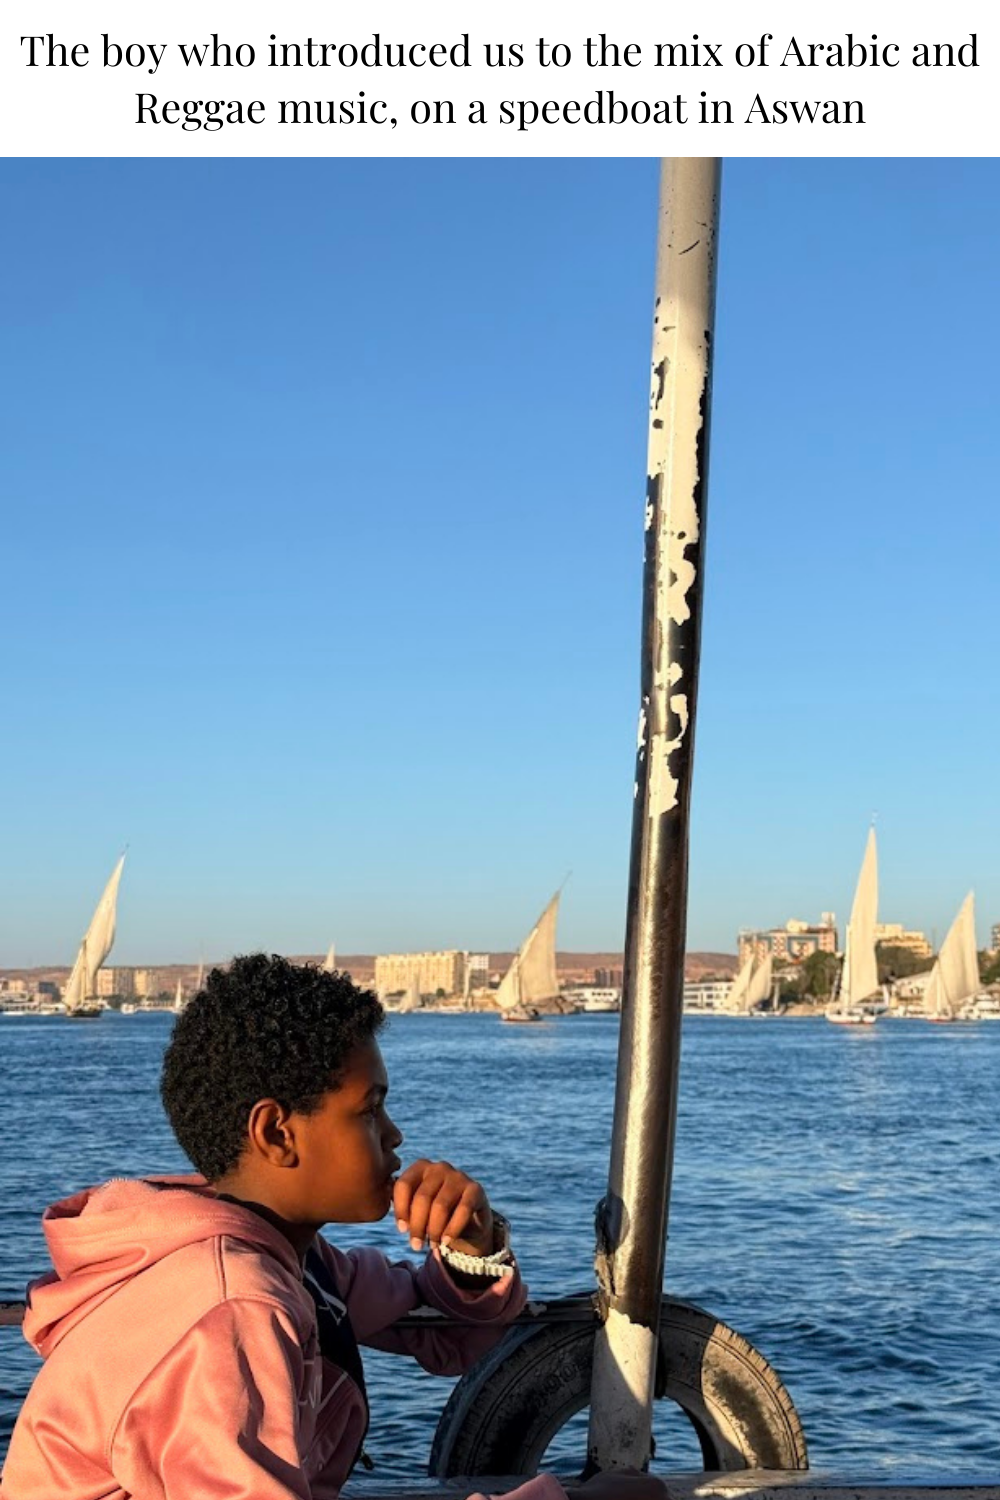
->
[375, 950, 466, 998]
[96, 966, 136, 998]
[739, 917, 838, 966]
[874, 923, 932, 958]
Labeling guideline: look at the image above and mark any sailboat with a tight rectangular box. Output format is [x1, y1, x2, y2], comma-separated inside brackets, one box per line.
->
[496, 891, 561, 1024]
[925, 892, 980, 1023]
[322, 944, 336, 973]
[62, 854, 126, 1019]
[827, 829, 880, 1026]
[724, 952, 773, 1015]
[173, 978, 185, 1013]
[397, 977, 421, 1014]
[746, 953, 775, 1015]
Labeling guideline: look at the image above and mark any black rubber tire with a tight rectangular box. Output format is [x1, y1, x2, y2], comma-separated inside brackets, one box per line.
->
[429, 1295, 808, 1476]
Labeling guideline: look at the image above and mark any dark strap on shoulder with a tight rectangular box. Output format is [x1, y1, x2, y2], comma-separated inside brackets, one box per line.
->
[302, 1245, 368, 1410]
[212, 1195, 372, 1470]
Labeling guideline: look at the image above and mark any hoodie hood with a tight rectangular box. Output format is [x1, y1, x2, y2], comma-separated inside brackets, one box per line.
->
[24, 1174, 303, 1358]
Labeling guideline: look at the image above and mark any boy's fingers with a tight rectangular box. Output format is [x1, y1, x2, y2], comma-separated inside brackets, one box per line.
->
[403, 1170, 450, 1247]
[393, 1159, 432, 1231]
[425, 1194, 460, 1247]
[440, 1182, 486, 1246]
[392, 1162, 488, 1251]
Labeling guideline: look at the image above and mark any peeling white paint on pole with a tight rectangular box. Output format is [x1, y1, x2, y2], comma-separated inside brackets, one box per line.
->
[644, 160, 718, 820]
[588, 158, 721, 1475]
[588, 1309, 659, 1468]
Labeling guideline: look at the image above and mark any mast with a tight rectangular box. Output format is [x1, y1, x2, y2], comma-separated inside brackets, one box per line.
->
[588, 159, 721, 1473]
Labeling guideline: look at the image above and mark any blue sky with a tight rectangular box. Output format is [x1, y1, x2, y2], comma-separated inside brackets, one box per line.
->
[2, 158, 997, 965]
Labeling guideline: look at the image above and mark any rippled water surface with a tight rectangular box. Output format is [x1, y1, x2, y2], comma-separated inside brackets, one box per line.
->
[2, 1012, 998, 1482]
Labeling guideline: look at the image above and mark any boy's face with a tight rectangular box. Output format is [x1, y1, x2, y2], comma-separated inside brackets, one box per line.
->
[290, 1037, 403, 1226]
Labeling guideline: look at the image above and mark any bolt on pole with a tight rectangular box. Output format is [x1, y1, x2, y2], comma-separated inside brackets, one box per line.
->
[588, 158, 722, 1473]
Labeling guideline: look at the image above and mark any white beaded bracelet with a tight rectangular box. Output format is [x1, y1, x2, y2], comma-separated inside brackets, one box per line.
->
[439, 1212, 514, 1279]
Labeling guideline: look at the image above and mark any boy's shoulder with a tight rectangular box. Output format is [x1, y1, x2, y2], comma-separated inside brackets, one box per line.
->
[29, 1179, 318, 1372]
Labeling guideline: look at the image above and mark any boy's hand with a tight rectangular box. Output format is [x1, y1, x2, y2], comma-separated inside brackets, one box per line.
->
[393, 1159, 494, 1256]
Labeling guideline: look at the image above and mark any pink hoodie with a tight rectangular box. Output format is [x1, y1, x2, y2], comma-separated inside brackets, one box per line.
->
[1, 1177, 567, 1500]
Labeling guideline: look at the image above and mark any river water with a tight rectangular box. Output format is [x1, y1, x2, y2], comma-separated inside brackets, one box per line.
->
[1, 1011, 997, 1483]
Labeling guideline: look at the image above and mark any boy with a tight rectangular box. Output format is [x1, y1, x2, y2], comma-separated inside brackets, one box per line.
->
[2, 955, 662, 1500]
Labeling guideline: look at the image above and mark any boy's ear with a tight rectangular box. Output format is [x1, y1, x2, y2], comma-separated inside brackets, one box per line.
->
[247, 1099, 301, 1168]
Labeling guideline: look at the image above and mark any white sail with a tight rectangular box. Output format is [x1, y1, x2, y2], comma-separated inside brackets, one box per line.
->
[840, 828, 879, 1007]
[322, 944, 336, 973]
[63, 855, 126, 1013]
[723, 954, 755, 1013]
[746, 952, 773, 1010]
[496, 892, 561, 1012]
[174, 978, 184, 1012]
[195, 962, 204, 990]
[398, 977, 421, 1014]
[925, 892, 979, 1018]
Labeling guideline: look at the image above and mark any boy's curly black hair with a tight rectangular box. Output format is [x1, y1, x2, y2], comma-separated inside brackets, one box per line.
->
[161, 953, 384, 1181]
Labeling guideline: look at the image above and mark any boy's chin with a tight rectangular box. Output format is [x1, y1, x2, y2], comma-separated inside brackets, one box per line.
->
[363, 1180, 396, 1221]
[328, 1178, 396, 1224]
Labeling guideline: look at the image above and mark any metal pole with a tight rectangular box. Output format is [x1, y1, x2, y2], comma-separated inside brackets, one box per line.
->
[587, 158, 721, 1473]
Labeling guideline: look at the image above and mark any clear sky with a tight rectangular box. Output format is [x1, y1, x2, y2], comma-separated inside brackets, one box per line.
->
[2, 158, 997, 965]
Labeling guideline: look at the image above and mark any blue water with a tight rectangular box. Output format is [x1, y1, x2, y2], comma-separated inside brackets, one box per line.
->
[2, 1012, 998, 1482]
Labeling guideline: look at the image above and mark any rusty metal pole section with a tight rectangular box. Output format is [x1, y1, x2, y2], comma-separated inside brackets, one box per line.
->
[587, 158, 721, 1473]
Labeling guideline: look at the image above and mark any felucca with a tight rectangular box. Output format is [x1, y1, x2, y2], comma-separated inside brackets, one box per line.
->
[496, 891, 561, 1024]
[62, 854, 126, 1019]
[322, 944, 336, 973]
[826, 828, 880, 1025]
[397, 976, 421, 1014]
[725, 952, 773, 1014]
[925, 892, 980, 1023]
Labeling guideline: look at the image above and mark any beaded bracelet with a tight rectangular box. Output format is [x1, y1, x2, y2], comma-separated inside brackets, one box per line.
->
[439, 1212, 515, 1279]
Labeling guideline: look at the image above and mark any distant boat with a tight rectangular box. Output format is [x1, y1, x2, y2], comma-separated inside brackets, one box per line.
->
[397, 977, 421, 1014]
[723, 954, 753, 1013]
[121, 1003, 136, 1015]
[827, 830, 879, 1026]
[322, 944, 336, 973]
[173, 978, 184, 1013]
[725, 952, 773, 1015]
[63, 855, 126, 1019]
[497, 892, 561, 1024]
[579, 989, 621, 1014]
[925, 892, 980, 1023]
[964, 993, 1000, 1021]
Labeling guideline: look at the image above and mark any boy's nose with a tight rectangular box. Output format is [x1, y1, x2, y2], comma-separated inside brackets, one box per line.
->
[385, 1117, 403, 1149]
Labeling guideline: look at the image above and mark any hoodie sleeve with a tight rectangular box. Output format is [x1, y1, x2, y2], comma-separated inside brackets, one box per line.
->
[319, 1241, 526, 1375]
[110, 1297, 314, 1500]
